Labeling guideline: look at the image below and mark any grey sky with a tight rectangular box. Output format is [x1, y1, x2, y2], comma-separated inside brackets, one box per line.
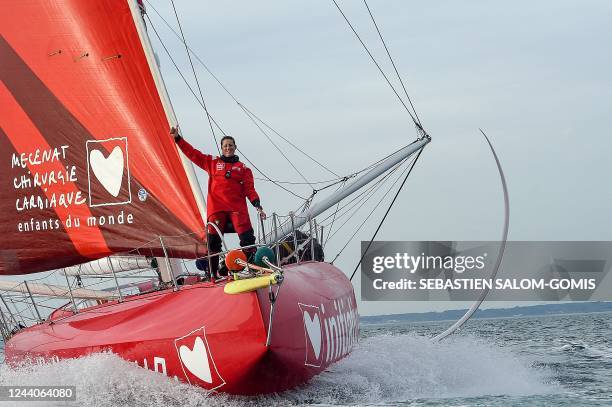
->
[146, 1, 612, 315]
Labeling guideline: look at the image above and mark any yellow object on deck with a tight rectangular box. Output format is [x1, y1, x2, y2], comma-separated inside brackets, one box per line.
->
[224, 274, 279, 294]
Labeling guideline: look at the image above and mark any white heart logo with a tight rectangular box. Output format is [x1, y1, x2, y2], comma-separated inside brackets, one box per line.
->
[90, 147, 124, 197]
[179, 337, 213, 383]
[304, 311, 321, 359]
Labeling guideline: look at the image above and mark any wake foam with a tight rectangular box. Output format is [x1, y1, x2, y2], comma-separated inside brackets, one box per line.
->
[0, 353, 217, 407]
[278, 333, 558, 404]
[0, 333, 557, 406]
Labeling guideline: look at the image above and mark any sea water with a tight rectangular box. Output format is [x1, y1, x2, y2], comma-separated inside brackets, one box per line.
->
[0, 312, 610, 406]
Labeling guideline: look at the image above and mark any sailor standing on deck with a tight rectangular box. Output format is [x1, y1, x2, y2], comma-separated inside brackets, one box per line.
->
[171, 127, 266, 279]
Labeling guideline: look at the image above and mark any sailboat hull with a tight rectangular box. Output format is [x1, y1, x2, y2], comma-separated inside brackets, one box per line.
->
[4, 262, 359, 395]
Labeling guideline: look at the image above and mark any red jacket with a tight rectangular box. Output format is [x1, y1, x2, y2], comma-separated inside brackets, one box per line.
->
[177, 139, 260, 218]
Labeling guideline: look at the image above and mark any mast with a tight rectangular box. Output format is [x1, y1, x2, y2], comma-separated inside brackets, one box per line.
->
[274, 136, 430, 240]
[127, 0, 207, 222]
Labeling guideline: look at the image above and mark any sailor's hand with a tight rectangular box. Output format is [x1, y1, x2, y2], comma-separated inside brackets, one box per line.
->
[170, 126, 182, 142]
[257, 207, 267, 220]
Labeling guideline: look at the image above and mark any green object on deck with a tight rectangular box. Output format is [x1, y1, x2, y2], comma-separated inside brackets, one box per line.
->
[254, 246, 275, 267]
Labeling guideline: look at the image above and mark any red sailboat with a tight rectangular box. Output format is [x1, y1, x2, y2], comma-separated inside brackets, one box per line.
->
[0, 0, 427, 395]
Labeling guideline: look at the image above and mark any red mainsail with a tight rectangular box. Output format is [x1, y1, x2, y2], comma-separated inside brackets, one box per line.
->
[0, 0, 206, 274]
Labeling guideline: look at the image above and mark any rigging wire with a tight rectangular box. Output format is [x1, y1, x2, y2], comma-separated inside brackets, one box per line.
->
[237, 102, 315, 188]
[265, 143, 416, 189]
[144, 0, 340, 178]
[149, 8, 414, 203]
[331, 0, 424, 132]
[197, 111, 307, 199]
[254, 177, 342, 185]
[145, 15, 210, 118]
[349, 147, 424, 281]
[362, 0, 422, 127]
[313, 138, 427, 230]
[266, 169, 370, 243]
[316, 141, 421, 227]
[318, 159, 405, 228]
[315, 175, 384, 226]
[145, 15, 307, 200]
[169, 0, 220, 155]
[327, 155, 414, 245]
[144, 1, 236, 102]
[146, 2, 432, 239]
[325, 169, 405, 246]
[146, 15, 312, 199]
[317, 183, 378, 226]
[238, 103, 341, 177]
[237, 148, 308, 200]
[331, 156, 416, 263]
[321, 181, 348, 246]
[305, 164, 406, 252]
[254, 141, 418, 190]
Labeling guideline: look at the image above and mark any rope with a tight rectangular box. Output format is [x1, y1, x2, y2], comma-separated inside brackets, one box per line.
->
[349, 147, 424, 281]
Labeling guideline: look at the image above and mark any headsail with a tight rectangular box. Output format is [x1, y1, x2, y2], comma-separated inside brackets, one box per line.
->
[0, 0, 206, 275]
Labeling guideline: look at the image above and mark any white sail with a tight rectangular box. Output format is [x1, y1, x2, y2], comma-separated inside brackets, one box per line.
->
[0, 280, 117, 300]
[61, 256, 152, 276]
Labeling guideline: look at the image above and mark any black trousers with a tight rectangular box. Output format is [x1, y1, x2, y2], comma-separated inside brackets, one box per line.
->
[206, 228, 256, 276]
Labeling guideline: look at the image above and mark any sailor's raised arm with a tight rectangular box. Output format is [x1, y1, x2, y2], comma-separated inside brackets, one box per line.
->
[171, 127, 212, 172]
